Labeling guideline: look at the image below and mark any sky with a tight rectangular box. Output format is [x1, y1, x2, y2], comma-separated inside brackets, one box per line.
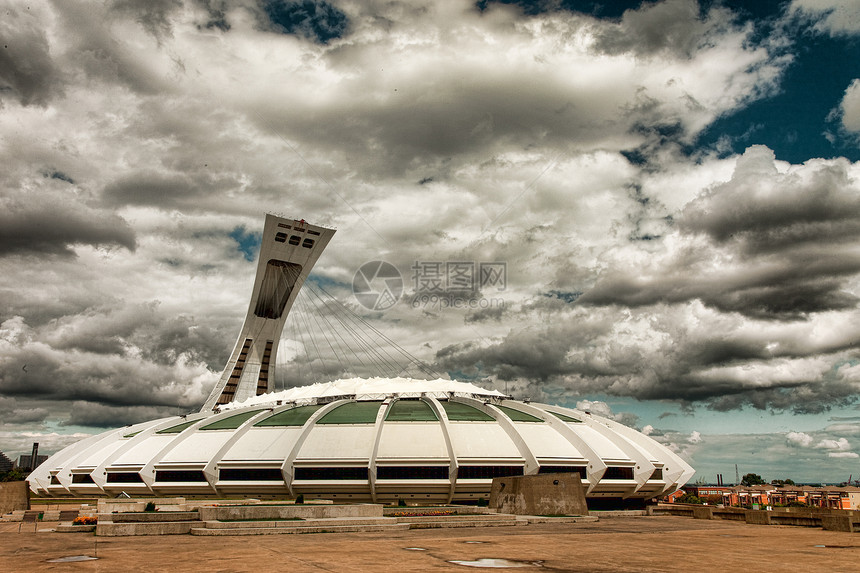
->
[1, 0, 860, 485]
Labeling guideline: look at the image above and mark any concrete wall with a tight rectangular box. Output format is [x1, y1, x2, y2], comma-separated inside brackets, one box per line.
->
[489, 473, 589, 516]
[198, 503, 383, 522]
[0, 481, 29, 514]
[98, 498, 186, 513]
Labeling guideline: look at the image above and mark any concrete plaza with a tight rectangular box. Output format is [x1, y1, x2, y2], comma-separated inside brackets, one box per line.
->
[2, 515, 859, 571]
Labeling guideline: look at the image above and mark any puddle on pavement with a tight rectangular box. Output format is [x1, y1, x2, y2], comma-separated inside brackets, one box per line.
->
[448, 558, 542, 568]
[464, 541, 487, 544]
[813, 545, 855, 549]
[404, 547, 427, 551]
[47, 556, 99, 563]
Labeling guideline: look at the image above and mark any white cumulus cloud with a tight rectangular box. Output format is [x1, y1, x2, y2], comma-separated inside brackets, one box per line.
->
[816, 437, 851, 451]
[787, 431, 814, 447]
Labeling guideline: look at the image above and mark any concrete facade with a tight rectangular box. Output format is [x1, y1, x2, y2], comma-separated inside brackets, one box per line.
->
[202, 216, 335, 411]
[0, 481, 29, 514]
[489, 473, 589, 516]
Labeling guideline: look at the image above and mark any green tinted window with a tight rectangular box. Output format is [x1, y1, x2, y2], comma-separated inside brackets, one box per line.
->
[550, 410, 583, 423]
[385, 400, 438, 422]
[156, 419, 200, 434]
[123, 431, 142, 438]
[441, 401, 494, 422]
[254, 405, 324, 427]
[200, 409, 264, 430]
[496, 405, 543, 423]
[317, 401, 382, 424]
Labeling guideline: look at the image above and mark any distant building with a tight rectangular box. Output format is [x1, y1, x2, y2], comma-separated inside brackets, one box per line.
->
[16, 454, 48, 471]
[666, 484, 860, 510]
[0, 451, 13, 473]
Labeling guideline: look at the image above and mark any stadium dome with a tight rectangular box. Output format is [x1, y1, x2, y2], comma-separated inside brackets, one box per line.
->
[29, 215, 693, 504]
[28, 377, 692, 503]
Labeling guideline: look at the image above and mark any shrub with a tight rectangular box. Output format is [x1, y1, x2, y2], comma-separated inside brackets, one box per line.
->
[144, 502, 156, 512]
[72, 516, 98, 525]
[398, 498, 406, 507]
[676, 492, 704, 505]
[294, 494, 304, 504]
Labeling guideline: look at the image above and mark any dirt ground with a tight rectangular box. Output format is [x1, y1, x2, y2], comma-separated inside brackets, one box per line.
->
[1, 515, 858, 572]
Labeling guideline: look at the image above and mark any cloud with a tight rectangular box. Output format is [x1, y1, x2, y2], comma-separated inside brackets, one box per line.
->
[62, 401, 183, 428]
[816, 437, 851, 451]
[828, 451, 859, 458]
[0, 315, 217, 410]
[0, 198, 136, 257]
[834, 79, 860, 134]
[0, 1, 63, 106]
[579, 146, 860, 319]
[593, 0, 734, 58]
[687, 430, 702, 444]
[110, 0, 183, 40]
[790, 0, 860, 36]
[0, 396, 49, 424]
[786, 431, 813, 447]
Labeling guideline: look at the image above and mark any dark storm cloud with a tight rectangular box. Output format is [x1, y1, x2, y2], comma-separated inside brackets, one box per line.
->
[0, 3, 63, 106]
[102, 170, 238, 211]
[682, 150, 860, 253]
[62, 401, 184, 428]
[51, 1, 175, 95]
[578, 262, 860, 319]
[0, 337, 207, 409]
[578, 147, 860, 319]
[0, 202, 136, 257]
[436, 306, 860, 414]
[40, 302, 233, 370]
[0, 397, 49, 424]
[593, 0, 734, 58]
[260, 0, 348, 44]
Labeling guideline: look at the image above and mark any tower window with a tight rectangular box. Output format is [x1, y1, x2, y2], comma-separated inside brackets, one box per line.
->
[288, 235, 300, 245]
[302, 238, 315, 248]
[275, 232, 287, 243]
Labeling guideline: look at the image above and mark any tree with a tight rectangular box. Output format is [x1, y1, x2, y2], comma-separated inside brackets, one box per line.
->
[676, 492, 704, 505]
[741, 473, 765, 486]
[0, 468, 25, 482]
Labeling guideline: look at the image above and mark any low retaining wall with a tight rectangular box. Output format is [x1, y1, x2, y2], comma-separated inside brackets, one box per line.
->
[97, 521, 198, 536]
[98, 498, 186, 513]
[821, 515, 860, 532]
[0, 481, 29, 514]
[198, 503, 383, 522]
[108, 511, 199, 523]
[653, 503, 859, 531]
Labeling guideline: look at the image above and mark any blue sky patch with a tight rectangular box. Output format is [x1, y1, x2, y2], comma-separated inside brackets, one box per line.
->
[696, 30, 860, 163]
[229, 226, 261, 261]
[262, 0, 348, 44]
